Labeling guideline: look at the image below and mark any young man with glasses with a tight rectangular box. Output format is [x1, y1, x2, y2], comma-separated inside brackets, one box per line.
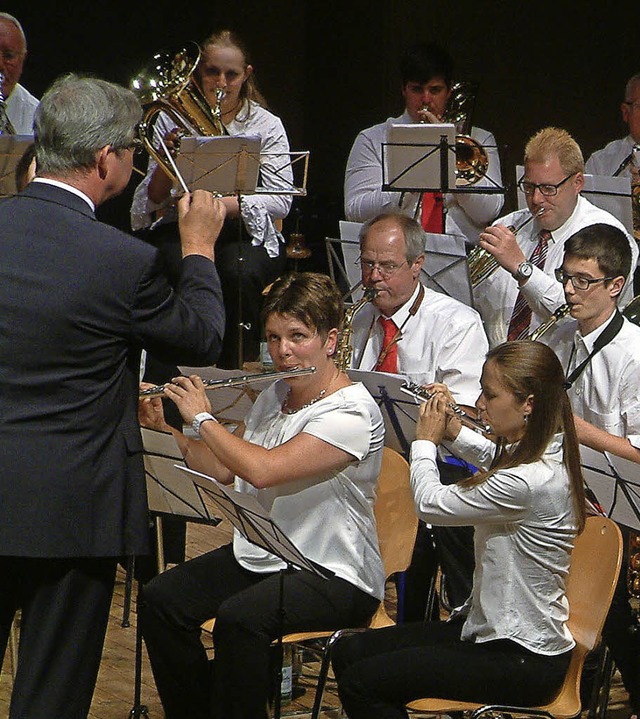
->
[350, 211, 488, 621]
[539, 223, 640, 719]
[0, 13, 38, 134]
[473, 127, 637, 348]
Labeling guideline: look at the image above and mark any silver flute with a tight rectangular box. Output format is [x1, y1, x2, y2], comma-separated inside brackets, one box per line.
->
[139, 366, 317, 399]
[400, 381, 492, 435]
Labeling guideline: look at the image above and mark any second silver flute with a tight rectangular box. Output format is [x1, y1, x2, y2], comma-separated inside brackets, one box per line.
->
[139, 366, 317, 399]
[400, 381, 492, 435]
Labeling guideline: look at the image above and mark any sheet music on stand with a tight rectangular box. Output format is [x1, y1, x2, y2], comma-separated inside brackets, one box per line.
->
[176, 465, 332, 579]
[516, 164, 634, 235]
[142, 427, 221, 524]
[580, 445, 640, 531]
[348, 369, 420, 458]
[175, 134, 309, 196]
[0, 134, 32, 196]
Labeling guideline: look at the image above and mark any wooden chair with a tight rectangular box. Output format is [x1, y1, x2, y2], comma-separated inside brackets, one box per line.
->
[403, 515, 623, 719]
[201, 445, 419, 717]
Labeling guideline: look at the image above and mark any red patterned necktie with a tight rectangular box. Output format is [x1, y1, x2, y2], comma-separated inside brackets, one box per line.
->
[420, 192, 444, 233]
[507, 229, 552, 341]
[376, 317, 399, 373]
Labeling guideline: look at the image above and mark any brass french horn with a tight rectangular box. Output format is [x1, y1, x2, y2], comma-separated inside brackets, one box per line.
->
[130, 42, 226, 183]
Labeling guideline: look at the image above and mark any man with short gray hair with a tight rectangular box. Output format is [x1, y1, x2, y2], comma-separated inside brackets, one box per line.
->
[0, 73, 225, 718]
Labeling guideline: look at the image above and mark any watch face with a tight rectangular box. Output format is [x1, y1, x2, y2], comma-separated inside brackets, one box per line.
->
[519, 262, 532, 277]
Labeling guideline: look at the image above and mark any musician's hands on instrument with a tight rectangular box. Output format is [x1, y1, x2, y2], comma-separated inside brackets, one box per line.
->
[416, 394, 450, 445]
[162, 375, 213, 425]
[421, 383, 463, 441]
[138, 382, 173, 432]
[478, 224, 526, 277]
[178, 190, 227, 260]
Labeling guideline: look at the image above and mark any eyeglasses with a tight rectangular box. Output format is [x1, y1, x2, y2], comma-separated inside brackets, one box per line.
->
[355, 257, 408, 278]
[112, 138, 144, 156]
[517, 172, 577, 197]
[0, 49, 25, 65]
[554, 268, 616, 290]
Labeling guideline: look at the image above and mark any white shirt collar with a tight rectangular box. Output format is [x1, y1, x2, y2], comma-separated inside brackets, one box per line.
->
[31, 178, 95, 212]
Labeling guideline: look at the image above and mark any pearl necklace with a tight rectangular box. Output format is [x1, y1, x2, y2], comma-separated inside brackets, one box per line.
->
[281, 388, 327, 415]
[281, 369, 343, 415]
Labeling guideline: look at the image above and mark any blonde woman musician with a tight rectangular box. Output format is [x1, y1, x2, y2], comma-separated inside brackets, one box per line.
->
[138, 272, 384, 719]
[333, 341, 586, 718]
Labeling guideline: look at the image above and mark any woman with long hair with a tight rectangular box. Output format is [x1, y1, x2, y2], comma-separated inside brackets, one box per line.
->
[332, 340, 586, 719]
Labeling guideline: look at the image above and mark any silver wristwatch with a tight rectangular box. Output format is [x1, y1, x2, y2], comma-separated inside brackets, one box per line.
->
[192, 412, 216, 435]
[513, 261, 533, 281]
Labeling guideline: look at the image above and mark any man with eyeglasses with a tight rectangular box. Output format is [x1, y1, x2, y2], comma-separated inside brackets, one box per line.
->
[538, 223, 640, 719]
[586, 73, 640, 181]
[473, 127, 637, 349]
[350, 211, 488, 621]
[0, 13, 38, 134]
[344, 41, 503, 247]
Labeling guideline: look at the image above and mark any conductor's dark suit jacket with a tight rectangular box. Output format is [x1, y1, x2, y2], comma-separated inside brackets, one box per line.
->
[0, 182, 225, 558]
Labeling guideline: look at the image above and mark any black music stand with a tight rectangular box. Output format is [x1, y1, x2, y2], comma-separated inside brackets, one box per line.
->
[176, 465, 333, 719]
[175, 136, 309, 368]
[127, 428, 223, 718]
[580, 446, 640, 531]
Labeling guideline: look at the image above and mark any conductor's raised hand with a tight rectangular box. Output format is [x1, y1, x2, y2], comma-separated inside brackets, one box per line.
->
[162, 375, 212, 426]
[178, 190, 227, 260]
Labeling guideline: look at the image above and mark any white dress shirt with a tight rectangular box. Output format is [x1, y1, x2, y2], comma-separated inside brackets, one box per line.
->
[541, 311, 640, 449]
[130, 100, 293, 258]
[350, 282, 487, 407]
[473, 195, 638, 348]
[233, 381, 386, 601]
[585, 135, 639, 177]
[6, 83, 38, 135]
[344, 111, 504, 246]
[411, 429, 577, 655]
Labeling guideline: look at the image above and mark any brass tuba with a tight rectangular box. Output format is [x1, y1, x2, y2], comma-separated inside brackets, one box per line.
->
[429, 81, 489, 186]
[130, 42, 226, 183]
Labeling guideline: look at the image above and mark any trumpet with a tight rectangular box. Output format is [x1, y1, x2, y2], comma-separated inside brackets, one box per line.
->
[468, 207, 546, 288]
[400, 381, 492, 435]
[527, 303, 571, 341]
[139, 366, 316, 399]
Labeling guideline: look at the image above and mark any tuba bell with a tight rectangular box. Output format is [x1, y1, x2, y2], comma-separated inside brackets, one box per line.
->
[419, 81, 489, 186]
[130, 42, 226, 183]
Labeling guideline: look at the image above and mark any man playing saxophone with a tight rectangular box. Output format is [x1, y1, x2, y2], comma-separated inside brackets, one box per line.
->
[349, 211, 488, 621]
[474, 127, 637, 348]
[538, 223, 640, 719]
[344, 41, 503, 247]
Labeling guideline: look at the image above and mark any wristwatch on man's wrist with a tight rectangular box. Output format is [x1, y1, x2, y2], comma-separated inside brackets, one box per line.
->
[513, 261, 533, 281]
[192, 412, 216, 435]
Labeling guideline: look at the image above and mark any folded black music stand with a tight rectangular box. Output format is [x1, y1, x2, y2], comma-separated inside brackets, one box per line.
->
[580, 446, 640, 531]
[176, 464, 333, 719]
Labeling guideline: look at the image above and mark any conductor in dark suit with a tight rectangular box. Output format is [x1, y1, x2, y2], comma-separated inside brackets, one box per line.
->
[0, 73, 226, 719]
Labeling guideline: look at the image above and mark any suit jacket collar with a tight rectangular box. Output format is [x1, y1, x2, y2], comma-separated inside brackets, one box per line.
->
[23, 181, 97, 220]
